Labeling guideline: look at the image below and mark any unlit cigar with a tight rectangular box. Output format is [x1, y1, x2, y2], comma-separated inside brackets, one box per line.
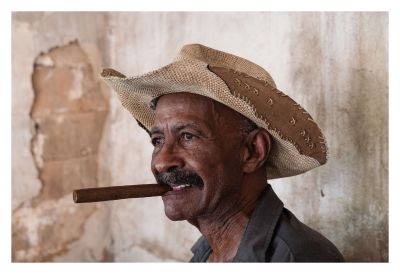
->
[73, 184, 172, 203]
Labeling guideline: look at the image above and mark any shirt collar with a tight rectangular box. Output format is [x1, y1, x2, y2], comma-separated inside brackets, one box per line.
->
[233, 184, 283, 261]
[190, 184, 284, 262]
[190, 235, 212, 262]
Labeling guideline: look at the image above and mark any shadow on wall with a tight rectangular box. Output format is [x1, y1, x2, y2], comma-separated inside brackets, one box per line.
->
[12, 41, 112, 262]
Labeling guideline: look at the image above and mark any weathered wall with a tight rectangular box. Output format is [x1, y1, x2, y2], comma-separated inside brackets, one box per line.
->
[12, 13, 114, 262]
[12, 12, 388, 262]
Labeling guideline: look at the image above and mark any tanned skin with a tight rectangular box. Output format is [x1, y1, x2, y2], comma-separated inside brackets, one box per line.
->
[150, 93, 271, 262]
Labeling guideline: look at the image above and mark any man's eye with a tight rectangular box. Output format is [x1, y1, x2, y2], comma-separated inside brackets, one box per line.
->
[151, 137, 163, 146]
[182, 133, 194, 141]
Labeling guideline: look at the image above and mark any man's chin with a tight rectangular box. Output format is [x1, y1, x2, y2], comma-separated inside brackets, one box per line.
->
[164, 208, 189, 221]
[163, 201, 200, 221]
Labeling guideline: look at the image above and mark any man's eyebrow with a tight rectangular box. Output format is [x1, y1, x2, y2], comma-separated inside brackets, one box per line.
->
[175, 123, 201, 132]
[150, 123, 202, 135]
[150, 127, 162, 135]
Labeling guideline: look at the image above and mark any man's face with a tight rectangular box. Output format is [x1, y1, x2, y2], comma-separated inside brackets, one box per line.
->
[150, 93, 246, 221]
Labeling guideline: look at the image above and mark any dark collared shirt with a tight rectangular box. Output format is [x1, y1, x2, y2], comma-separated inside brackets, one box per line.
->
[190, 184, 345, 262]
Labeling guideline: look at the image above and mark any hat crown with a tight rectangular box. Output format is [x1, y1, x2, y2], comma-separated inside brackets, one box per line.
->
[174, 44, 277, 88]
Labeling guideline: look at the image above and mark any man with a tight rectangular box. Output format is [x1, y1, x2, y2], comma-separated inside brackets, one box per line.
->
[101, 44, 344, 262]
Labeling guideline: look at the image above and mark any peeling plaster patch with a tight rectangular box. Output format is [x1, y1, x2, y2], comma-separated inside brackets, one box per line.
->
[12, 40, 109, 262]
[29, 40, 108, 201]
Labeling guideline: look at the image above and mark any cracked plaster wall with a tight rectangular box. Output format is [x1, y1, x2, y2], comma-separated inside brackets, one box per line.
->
[12, 12, 387, 262]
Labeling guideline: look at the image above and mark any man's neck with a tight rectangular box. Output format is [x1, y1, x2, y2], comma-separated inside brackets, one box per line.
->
[192, 183, 267, 262]
[200, 208, 250, 262]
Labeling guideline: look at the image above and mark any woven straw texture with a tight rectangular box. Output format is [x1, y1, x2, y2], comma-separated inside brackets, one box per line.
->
[101, 44, 327, 179]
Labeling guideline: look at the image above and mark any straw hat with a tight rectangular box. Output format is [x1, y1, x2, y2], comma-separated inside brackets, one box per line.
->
[101, 44, 327, 179]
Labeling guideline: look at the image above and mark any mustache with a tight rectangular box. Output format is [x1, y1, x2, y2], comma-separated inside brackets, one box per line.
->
[155, 169, 204, 189]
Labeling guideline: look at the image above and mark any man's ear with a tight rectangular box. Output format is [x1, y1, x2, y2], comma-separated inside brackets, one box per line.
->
[242, 128, 272, 173]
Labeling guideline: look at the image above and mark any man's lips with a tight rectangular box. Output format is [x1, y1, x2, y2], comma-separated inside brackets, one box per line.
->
[162, 183, 197, 197]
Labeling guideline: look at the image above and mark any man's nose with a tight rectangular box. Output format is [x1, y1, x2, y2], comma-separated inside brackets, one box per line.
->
[152, 142, 184, 173]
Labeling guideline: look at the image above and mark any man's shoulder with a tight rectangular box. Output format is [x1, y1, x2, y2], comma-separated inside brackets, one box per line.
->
[267, 208, 345, 262]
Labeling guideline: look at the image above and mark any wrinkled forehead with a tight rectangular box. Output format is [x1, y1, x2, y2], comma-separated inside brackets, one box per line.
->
[153, 93, 218, 123]
[151, 93, 241, 130]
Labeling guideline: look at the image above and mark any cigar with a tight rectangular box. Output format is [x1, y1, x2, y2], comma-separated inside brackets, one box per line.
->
[73, 184, 172, 203]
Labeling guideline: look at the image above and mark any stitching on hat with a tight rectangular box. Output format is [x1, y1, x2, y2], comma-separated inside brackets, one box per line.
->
[249, 98, 305, 156]
[318, 135, 328, 153]
[261, 112, 304, 155]
[292, 104, 318, 125]
[234, 78, 241, 86]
